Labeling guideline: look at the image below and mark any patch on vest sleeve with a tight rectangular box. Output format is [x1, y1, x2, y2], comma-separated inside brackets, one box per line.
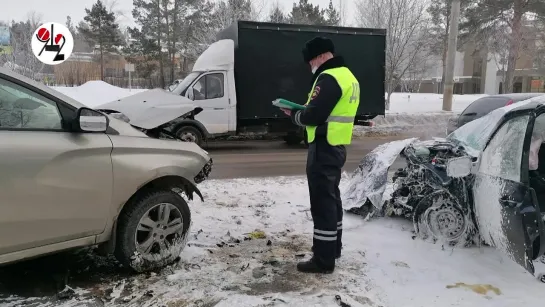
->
[311, 86, 321, 99]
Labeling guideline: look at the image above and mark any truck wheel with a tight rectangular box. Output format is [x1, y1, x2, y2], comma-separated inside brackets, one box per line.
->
[175, 126, 203, 147]
[284, 134, 303, 145]
[114, 190, 191, 272]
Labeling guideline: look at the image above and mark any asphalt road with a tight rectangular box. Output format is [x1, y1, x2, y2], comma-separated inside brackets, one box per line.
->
[205, 136, 411, 179]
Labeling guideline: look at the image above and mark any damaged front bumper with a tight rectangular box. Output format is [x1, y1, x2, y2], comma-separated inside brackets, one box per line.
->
[342, 137, 477, 245]
[194, 158, 213, 184]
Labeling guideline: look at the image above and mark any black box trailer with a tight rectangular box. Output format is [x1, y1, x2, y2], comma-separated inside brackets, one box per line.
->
[217, 20, 386, 138]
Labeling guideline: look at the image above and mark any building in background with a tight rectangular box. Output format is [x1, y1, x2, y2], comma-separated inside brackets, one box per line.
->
[410, 20, 545, 95]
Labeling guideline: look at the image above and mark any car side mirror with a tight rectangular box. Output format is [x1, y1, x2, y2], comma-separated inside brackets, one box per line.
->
[187, 88, 195, 100]
[446, 156, 473, 178]
[76, 107, 109, 132]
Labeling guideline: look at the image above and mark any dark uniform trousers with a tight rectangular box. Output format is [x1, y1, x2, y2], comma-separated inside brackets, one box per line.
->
[306, 136, 347, 267]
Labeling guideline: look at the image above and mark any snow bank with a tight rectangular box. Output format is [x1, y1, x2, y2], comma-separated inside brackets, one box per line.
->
[50, 83, 482, 115]
[356, 112, 458, 138]
[387, 93, 486, 114]
[49, 82, 484, 136]
[4, 176, 544, 307]
[51, 81, 148, 108]
[360, 93, 486, 137]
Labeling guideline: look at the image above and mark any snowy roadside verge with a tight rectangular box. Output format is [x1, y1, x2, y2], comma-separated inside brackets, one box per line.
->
[355, 112, 457, 138]
[49, 82, 486, 139]
[2, 176, 544, 307]
[355, 93, 484, 138]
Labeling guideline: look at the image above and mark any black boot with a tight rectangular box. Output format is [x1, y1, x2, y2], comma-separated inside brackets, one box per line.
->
[297, 257, 334, 274]
[311, 246, 341, 259]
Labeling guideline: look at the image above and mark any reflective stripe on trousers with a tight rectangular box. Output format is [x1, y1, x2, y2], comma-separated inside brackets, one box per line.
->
[313, 221, 343, 241]
[314, 229, 337, 241]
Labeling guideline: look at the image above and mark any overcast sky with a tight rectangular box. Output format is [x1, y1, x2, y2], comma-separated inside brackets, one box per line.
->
[0, 0, 357, 28]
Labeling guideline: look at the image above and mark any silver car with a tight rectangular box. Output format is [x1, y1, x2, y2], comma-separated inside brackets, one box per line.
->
[0, 67, 213, 272]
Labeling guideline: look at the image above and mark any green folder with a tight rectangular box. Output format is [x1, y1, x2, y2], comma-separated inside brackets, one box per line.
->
[272, 98, 306, 110]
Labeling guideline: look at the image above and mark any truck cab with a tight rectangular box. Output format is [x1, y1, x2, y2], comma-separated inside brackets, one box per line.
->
[171, 40, 237, 138]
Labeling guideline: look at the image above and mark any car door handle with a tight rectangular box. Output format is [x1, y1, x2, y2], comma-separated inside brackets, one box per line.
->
[213, 108, 224, 110]
[499, 196, 522, 208]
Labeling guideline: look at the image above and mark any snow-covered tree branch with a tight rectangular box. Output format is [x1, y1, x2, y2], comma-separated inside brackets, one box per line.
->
[1, 11, 45, 81]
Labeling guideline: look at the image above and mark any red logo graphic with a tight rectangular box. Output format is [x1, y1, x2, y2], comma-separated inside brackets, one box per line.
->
[36, 24, 66, 62]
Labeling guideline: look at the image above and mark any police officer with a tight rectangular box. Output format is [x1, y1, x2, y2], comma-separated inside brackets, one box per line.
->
[281, 37, 360, 274]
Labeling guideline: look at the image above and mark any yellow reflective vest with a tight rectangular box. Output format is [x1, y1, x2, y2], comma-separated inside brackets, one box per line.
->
[304, 67, 360, 146]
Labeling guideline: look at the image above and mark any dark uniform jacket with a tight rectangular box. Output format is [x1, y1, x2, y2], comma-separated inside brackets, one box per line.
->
[290, 56, 346, 140]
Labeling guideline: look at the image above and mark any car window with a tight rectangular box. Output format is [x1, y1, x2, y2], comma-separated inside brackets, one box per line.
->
[205, 74, 224, 99]
[192, 77, 206, 100]
[479, 115, 529, 182]
[176, 72, 199, 95]
[192, 73, 224, 101]
[0, 78, 62, 130]
[461, 97, 511, 117]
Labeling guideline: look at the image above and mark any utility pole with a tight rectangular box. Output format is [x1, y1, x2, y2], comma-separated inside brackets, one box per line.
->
[443, 0, 461, 111]
[339, 0, 344, 26]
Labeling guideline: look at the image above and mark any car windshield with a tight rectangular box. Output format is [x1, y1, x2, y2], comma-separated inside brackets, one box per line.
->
[447, 95, 545, 155]
[172, 72, 200, 93]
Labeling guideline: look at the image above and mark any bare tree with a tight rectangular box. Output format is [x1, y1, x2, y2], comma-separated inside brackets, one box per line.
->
[355, 0, 430, 109]
[401, 50, 434, 93]
[1, 12, 46, 81]
[183, 0, 264, 61]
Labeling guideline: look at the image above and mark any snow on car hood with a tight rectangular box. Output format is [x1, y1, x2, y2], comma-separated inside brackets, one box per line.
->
[96, 89, 197, 129]
[342, 138, 418, 211]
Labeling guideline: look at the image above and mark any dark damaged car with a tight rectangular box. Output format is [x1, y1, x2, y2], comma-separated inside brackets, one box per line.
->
[343, 95, 545, 276]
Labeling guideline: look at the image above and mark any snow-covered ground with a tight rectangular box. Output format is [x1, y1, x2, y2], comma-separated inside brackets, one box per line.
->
[386, 93, 485, 114]
[3, 176, 544, 307]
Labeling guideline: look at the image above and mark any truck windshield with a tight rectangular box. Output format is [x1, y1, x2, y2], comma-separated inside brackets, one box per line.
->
[174, 72, 201, 94]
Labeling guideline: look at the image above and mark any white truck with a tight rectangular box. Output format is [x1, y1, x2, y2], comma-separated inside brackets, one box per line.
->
[99, 21, 386, 146]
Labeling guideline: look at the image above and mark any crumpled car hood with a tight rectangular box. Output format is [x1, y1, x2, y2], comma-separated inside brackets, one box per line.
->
[342, 138, 418, 211]
[96, 89, 197, 130]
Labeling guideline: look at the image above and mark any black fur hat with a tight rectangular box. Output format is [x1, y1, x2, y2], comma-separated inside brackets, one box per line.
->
[302, 37, 335, 63]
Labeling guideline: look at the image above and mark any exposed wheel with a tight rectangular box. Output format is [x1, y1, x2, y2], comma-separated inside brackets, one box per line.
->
[114, 190, 191, 272]
[175, 126, 203, 147]
[412, 191, 472, 246]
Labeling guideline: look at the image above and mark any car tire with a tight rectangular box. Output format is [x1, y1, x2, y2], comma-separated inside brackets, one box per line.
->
[175, 126, 204, 147]
[114, 190, 191, 272]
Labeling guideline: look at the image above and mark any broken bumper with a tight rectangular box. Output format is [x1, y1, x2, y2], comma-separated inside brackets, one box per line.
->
[194, 158, 213, 184]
